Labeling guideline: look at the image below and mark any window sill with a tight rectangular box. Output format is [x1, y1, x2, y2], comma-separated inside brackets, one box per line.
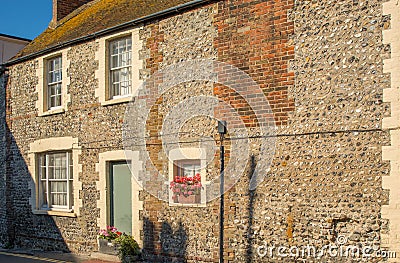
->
[33, 210, 77, 218]
[101, 96, 133, 106]
[39, 107, 65, 117]
[168, 200, 206, 208]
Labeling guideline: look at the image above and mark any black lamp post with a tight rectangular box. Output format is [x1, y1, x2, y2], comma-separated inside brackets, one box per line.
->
[218, 120, 227, 263]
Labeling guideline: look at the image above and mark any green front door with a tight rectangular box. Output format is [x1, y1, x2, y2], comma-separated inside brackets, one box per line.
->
[110, 162, 132, 235]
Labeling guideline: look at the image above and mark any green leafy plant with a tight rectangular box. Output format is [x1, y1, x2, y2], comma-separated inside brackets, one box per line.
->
[115, 234, 141, 262]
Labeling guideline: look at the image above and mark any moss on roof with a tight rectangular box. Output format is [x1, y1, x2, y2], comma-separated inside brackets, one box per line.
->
[14, 0, 194, 59]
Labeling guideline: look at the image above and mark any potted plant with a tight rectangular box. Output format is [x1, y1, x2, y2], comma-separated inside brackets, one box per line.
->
[170, 173, 202, 204]
[98, 226, 122, 255]
[114, 234, 141, 263]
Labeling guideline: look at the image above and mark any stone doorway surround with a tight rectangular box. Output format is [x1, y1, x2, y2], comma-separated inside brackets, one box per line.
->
[95, 150, 143, 247]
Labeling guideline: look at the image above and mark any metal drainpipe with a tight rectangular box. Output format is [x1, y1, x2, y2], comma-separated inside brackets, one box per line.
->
[218, 120, 227, 263]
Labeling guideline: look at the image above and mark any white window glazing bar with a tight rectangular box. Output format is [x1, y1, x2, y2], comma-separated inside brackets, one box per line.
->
[66, 152, 70, 210]
[45, 154, 50, 209]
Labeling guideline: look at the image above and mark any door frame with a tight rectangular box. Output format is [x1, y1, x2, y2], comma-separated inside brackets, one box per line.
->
[108, 160, 131, 229]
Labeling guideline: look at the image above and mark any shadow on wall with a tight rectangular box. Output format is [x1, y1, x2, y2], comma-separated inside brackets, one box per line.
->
[143, 217, 188, 262]
[1, 126, 71, 252]
[0, 69, 71, 252]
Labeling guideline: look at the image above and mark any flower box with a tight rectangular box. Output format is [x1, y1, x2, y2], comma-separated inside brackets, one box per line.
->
[170, 173, 203, 204]
[98, 238, 119, 255]
[178, 194, 197, 204]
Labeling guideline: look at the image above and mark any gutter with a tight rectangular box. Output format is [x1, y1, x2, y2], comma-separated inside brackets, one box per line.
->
[5, 0, 214, 66]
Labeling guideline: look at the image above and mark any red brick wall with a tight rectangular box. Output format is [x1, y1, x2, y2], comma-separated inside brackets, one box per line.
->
[213, 0, 295, 127]
[53, 0, 92, 22]
[141, 1, 295, 261]
[212, 1, 295, 261]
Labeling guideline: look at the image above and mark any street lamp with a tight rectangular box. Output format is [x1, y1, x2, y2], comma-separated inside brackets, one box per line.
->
[218, 120, 227, 263]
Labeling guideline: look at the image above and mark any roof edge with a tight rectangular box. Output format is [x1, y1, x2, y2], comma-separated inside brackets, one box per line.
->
[0, 33, 32, 43]
[5, 0, 214, 66]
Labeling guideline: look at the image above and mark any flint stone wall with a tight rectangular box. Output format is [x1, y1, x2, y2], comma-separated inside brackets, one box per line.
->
[2, 0, 394, 262]
[0, 70, 8, 246]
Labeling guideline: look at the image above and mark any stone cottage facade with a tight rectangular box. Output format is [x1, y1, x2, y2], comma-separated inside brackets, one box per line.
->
[1, 0, 400, 262]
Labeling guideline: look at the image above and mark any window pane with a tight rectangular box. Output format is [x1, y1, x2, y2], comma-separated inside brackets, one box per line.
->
[111, 55, 119, 68]
[120, 67, 130, 81]
[49, 84, 55, 96]
[54, 57, 61, 70]
[47, 56, 62, 109]
[54, 70, 61, 82]
[118, 40, 126, 53]
[56, 84, 62, 95]
[50, 181, 67, 192]
[69, 153, 73, 180]
[112, 70, 120, 83]
[48, 83, 62, 108]
[50, 182, 67, 206]
[176, 161, 201, 177]
[48, 72, 54, 83]
[55, 95, 62, 108]
[113, 83, 119, 97]
[111, 68, 132, 97]
[109, 37, 132, 98]
[48, 153, 67, 179]
[48, 60, 54, 71]
[41, 181, 48, 207]
[41, 167, 46, 179]
[183, 164, 194, 177]
[50, 193, 67, 207]
[120, 84, 130, 96]
[50, 96, 56, 109]
[110, 42, 118, 55]
[194, 165, 201, 175]
[120, 53, 130, 66]
[39, 155, 46, 179]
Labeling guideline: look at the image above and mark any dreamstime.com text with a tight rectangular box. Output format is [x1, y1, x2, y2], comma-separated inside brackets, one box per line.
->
[256, 236, 396, 259]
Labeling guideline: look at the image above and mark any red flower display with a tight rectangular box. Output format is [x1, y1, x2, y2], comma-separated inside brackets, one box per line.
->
[170, 173, 202, 198]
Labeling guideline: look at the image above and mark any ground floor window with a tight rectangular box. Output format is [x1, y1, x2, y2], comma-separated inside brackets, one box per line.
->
[38, 152, 73, 211]
[170, 159, 202, 204]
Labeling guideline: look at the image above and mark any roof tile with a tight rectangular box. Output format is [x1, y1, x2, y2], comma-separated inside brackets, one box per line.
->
[15, 0, 194, 59]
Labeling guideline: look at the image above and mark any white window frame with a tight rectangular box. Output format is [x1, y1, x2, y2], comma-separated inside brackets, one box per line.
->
[174, 159, 201, 178]
[38, 151, 73, 211]
[109, 37, 132, 99]
[94, 28, 143, 106]
[168, 148, 207, 207]
[46, 56, 63, 110]
[171, 159, 202, 205]
[28, 137, 82, 218]
[36, 50, 70, 117]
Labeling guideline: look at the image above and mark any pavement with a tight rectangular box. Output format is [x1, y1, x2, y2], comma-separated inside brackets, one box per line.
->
[0, 248, 121, 263]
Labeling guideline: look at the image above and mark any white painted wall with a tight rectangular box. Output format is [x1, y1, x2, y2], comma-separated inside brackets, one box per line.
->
[0, 35, 30, 64]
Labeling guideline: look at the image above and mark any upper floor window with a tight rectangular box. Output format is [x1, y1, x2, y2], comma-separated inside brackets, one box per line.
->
[109, 37, 132, 99]
[47, 56, 63, 110]
[36, 51, 70, 117]
[95, 29, 142, 106]
[38, 151, 73, 211]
